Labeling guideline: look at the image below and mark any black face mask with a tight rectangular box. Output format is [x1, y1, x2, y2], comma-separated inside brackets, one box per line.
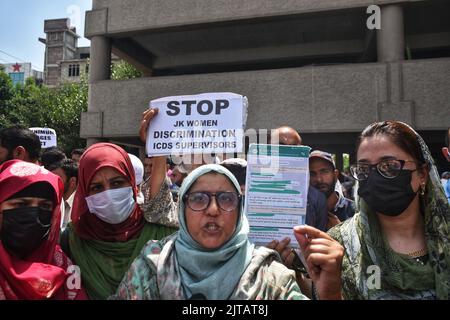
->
[358, 169, 418, 216]
[1, 207, 52, 259]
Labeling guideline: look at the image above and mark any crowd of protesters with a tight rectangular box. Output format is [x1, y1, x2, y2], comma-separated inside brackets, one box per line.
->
[0, 120, 448, 300]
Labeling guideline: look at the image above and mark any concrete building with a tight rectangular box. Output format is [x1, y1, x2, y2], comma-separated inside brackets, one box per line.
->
[0, 62, 43, 86]
[39, 18, 87, 87]
[39, 18, 120, 87]
[81, 0, 450, 171]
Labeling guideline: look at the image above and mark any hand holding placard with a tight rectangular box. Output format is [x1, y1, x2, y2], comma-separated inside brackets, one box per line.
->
[139, 108, 159, 143]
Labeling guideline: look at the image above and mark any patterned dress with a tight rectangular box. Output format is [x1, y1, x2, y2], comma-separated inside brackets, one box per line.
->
[111, 234, 307, 300]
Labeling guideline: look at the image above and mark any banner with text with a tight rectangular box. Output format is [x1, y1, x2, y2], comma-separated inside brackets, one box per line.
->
[146, 92, 247, 156]
[29, 127, 57, 148]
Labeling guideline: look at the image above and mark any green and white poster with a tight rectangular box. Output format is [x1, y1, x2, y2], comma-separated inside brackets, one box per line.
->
[245, 144, 311, 247]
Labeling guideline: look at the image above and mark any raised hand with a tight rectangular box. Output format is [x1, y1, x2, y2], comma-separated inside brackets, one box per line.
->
[139, 108, 159, 143]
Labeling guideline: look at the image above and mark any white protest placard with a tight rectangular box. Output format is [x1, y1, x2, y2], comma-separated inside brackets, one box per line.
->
[29, 127, 57, 148]
[245, 144, 311, 248]
[146, 92, 247, 157]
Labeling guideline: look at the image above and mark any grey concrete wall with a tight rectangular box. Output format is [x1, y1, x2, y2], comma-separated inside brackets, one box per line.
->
[403, 59, 450, 130]
[80, 57, 450, 139]
[87, 0, 424, 36]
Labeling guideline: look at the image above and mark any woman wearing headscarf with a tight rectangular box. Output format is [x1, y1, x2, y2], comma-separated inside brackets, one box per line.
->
[0, 160, 87, 300]
[62, 143, 176, 299]
[295, 121, 449, 299]
[112, 164, 345, 300]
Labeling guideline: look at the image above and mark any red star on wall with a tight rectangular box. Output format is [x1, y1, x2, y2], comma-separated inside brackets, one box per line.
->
[12, 63, 21, 72]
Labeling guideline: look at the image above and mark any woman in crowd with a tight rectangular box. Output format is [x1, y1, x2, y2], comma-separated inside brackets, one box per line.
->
[112, 164, 343, 300]
[296, 121, 449, 299]
[61, 143, 177, 299]
[0, 160, 87, 300]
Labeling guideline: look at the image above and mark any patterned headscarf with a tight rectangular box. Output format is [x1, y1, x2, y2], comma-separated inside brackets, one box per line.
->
[174, 164, 254, 300]
[330, 122, 449, 299]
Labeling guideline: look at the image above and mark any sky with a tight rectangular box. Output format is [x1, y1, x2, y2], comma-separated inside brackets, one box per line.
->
[0, 0, 92, 71]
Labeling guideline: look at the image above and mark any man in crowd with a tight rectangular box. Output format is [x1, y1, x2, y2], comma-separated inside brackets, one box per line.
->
[309, 150, 355, 230]
[41, 146, 67, 169]
[0, 126, 41, 165]
[48, 159, 78, 230]
[70, 148, 85, 164]
[167, 165, 187, 202]
[220, 158, 247, 194]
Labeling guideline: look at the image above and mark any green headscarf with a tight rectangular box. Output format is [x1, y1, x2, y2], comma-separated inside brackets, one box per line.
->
[330, 123, 450, 299]
[67, 222, 176, 300]
[174, 164, 254, 300]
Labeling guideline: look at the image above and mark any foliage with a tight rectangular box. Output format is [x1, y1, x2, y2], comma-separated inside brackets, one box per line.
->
[0, 60, 141, 155]
[0, 70, 88, 154]
[111, 61, 142, 80]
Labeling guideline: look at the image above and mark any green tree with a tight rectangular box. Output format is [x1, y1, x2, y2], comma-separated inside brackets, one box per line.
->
[0, 69, 14, 128]
[8, 77, 53, 128]
[111, 61, 142, 80]
[1, 60, 140, 154]
[0, 72, 88, 154]
[49, 79, 88, 153]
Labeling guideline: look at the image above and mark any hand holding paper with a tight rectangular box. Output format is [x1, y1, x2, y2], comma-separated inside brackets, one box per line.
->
[139, 107, 159, 143]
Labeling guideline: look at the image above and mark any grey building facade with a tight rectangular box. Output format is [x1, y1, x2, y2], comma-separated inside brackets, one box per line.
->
[39, 18, 120, 87]
[81, 0, 450, 171]
[39, 18, 88, 87]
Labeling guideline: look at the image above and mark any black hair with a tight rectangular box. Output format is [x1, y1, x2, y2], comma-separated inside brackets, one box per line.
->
[0, 126, 41, 161]
[47, 158, 78, 180]
[70, 148, 85, 157]
[41, 147, 67, 169]
[8, 181, 55, 203]
[221, 163, 247, 186]
[356, 121, 425, 166]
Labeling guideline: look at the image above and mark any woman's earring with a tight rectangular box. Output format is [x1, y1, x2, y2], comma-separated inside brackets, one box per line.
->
[420, 183, 426, 196]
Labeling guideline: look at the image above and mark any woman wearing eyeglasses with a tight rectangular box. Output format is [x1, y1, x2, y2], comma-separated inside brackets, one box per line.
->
[296, 121, 449, 299]
[112, 164, 321, 299]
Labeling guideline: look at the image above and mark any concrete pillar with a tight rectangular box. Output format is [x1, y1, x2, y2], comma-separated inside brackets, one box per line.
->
[349, 152, 356, 168]
[335, 152, 344, 172]
[87, 36, 111, 146]
[89, 36, 111, 83]
[377, 5, 405, 62]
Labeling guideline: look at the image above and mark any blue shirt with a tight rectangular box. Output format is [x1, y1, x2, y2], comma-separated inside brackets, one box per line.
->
[305, 186, 328, 232]
[331, 191, 355, 222]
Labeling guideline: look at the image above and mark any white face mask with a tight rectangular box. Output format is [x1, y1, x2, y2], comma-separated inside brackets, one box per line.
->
[85, 187, 135, 224]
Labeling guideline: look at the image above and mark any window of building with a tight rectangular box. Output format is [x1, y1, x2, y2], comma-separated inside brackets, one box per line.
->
[49, 33, 61, 41]
[9, 72, 25, 85]
[68, 64, 80, 77]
